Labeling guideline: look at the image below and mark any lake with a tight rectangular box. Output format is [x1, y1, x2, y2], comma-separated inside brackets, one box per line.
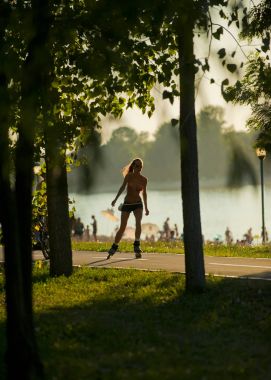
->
[70, 185, 271, 243]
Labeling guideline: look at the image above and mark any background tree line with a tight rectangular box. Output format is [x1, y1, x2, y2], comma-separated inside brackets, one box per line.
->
[68, 105, 262, 193]
[1, 0, 270, 377]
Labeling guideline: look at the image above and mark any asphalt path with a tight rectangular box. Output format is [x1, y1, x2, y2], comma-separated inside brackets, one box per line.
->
[41, 250, 271, 281]
[1, 247, 271, 281]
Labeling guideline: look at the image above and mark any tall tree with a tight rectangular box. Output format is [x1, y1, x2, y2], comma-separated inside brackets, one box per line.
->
[136, 0, 248, 291]
[67, 0, 240, 291]
[0, 0, 51, 378]
[30, 0, 160, 276]
[177, 13, 205, 290]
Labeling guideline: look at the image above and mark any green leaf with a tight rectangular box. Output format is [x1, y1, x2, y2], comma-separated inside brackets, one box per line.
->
[212, 26, 223, 40]
[227, 64, 237, 73]
[171, 118, 179, 127]
[162, 90, 171, 100]
[221, 79, 231, 102]
[217, 48, 226, 59]
[202, 58, 210, 72]
[219, 9, 226, 19]
[261, 44, 269, 53]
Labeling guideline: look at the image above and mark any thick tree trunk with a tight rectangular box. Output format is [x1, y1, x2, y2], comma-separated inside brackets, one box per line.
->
[45, 131, 73, 277]
[0, 71, 33, 380]
[36, 1, 73, 278]
[178, 20, 205, 292]
[0, 5, 39, 380]
[0, 1, 51, 378]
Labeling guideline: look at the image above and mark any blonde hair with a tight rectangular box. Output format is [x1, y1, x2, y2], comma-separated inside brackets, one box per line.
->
[121, 158, 143, 177]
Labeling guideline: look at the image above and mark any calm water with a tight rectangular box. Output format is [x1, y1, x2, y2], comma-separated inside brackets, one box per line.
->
[70, 185, 271, 242]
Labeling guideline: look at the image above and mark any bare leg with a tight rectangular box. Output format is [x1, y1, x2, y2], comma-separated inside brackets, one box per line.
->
[114, 211, 130, 244]
[133, 208, 143, 240]
[107, 212, 130, 259]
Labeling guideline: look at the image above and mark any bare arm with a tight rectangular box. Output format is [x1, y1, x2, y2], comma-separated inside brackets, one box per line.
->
[142, 179, 149, 216]
[111, 176, 128, 207]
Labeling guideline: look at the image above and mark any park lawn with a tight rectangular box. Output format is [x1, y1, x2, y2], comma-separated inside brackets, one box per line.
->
[0, 267, 271, 380]
[72, 240, 271, 258]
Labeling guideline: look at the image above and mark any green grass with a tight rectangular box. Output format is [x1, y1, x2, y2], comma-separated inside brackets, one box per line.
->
[1, 267, 271, 379]
[72, 240, 271, 258]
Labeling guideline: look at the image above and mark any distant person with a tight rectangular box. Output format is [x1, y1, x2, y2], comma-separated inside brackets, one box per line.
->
[174, 224, 179, 239]
[163, 217, 170, 240]
[225, 227, 233, 245]
[107, 158, 149, 259]
[157, 230, 163, 241]
[83, 225, 90, 241]
[91, 215, 97, 241]
[74, 217, 84, 241]
[261, 226, 268, 244]
[244, 227, 253, 245]
[247, 227, 253, 245]
[70, 215, 76, 237]
[169, 230, 175, 241]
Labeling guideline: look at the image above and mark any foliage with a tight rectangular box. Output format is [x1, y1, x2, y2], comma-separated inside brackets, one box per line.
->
[221, 1, 271, 152]
[240, 0, 271, 39]
[32, 178, 48, 246]
[4, 0, 167, 193]
[1, 267, 271, 379]
[223, 53, 271, 152]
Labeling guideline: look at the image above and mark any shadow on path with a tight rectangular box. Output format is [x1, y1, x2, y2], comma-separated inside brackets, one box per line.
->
[87, 257, 138, 267]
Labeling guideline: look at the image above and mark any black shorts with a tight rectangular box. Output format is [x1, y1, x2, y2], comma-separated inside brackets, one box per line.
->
[121, 202, 143, 213]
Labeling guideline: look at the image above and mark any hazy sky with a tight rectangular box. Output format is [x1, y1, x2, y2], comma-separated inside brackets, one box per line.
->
[101, 3, 255, 143]
[101, 83, 251, 143]
[101, 65, 252, 144]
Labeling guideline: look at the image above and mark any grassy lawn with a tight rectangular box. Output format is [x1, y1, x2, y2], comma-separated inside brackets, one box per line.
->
[1, 267, 271, 380]
[72, 240, 271, 258]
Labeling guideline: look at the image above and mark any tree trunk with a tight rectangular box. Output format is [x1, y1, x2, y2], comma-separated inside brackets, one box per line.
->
[177, 19, 205, 292]
[0, 69, 33, 380]
[45, 129, 73, 277]
[0, 1, 52, 378]
[0, 5, 38, 380]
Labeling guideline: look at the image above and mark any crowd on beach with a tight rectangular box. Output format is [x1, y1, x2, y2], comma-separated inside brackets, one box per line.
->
[69, 214, 182, 243]
[146, 218, 269, 246]
[70, 215, 98, 242]
[23, 210, 269, 246]
[69, 213, 255, 246]
[222, 226, 268, 246]
[209, 226, 268, 246]
[67, 213, 270, 246]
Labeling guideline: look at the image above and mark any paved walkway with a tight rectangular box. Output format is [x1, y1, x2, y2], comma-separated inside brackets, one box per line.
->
[1, 247, 271, 281]
[40, 250, 271, 281]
